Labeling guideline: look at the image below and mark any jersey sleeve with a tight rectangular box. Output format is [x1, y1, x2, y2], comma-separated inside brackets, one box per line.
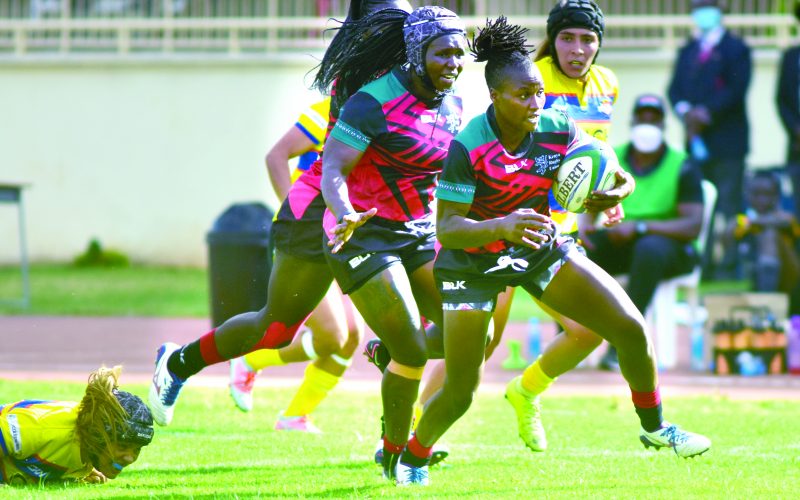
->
[294, 98, 330, 151]
[329, 92, 387, 152]
[436, 140, 476, 205]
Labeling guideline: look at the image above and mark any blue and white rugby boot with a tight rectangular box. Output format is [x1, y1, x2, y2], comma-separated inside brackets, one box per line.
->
[640, 422, 711, 458]
[148, 342, 186, 426]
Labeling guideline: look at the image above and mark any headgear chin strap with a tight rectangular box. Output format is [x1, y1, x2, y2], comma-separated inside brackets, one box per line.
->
[403, 6, 465, 81]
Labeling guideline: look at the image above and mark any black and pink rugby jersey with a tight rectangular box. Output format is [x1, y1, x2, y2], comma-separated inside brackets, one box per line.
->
[327, 67, 463, 222]
[436, 107, 578, 254]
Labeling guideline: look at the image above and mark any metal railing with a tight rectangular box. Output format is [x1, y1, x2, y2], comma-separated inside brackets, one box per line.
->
[0, 1, 797, 57]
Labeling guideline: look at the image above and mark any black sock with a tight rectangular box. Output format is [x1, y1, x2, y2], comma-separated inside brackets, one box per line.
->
[382, 451, 400, 479]
[166, 342, 205, 380]
[400, 447, 431, 468]
[635, 404, 664, 433]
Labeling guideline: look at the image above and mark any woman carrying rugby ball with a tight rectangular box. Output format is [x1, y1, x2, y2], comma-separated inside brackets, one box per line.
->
[394, 17, 710, 486]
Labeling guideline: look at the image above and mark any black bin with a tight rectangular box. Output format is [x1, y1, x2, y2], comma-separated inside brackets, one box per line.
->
[206, 202, 274, 327]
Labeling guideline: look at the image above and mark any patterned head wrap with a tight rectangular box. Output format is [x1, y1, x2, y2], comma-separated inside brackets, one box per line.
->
[113, 390, 154, 446]
[403, 6, 466, 76]
[546, 0, 605, 45]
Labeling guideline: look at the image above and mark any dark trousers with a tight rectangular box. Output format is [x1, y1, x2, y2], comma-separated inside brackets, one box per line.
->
[700, 157, 746, 279]
[586, 232, 699, 315]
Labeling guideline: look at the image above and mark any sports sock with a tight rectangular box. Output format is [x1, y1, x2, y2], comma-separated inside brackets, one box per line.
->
[411, 403, 423, 431]
[382, 438, 404, 478]
[167, 330, 222, 379]
[400, 434, 432, 467]
[284, 363, 341, 417]
[244, 348, 285, 371]
[520, 359, 556, 397]
[631, 387, 663, 432]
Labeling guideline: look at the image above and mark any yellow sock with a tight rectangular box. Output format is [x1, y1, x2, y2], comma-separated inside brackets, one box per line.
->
[284, 363, 341, 417]
[244, 349, 285, 371]
[412, 403, 423, 431]
[521, 359, 556, 397]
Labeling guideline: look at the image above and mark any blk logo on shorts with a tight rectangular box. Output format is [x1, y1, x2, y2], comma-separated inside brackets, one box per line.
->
[348, 253, 373, 269]
[442, 280, 466, 291]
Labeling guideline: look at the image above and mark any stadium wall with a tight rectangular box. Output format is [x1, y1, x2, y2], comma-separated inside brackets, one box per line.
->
[0, 51, 784, 265]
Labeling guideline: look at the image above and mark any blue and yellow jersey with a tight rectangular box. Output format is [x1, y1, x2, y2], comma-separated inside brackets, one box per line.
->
[536, 56, 619, 233]
[292, 97, 331, 182]
[0, 400, 93, 485]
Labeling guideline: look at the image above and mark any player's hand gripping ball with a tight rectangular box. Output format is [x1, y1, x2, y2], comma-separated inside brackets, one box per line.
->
[553, 136, 620, 213]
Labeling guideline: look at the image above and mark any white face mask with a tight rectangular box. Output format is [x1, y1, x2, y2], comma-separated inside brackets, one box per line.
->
[630, 123, 663, 153]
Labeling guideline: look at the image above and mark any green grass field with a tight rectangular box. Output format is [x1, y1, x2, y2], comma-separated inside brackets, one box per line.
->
[1, 379, 798, 498]
[0, 264, 749, 323]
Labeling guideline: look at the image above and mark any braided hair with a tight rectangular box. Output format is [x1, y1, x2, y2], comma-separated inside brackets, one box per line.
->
[75, 366, 154, 468]
[470, 16, 534, 90]
[312, 8, 410, 111]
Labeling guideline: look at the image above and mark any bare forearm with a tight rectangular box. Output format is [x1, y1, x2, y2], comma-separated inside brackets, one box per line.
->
[438, 216, 505, 249]
[321, 170, 356, 221]
[643, 218, 701, 242]
[266, 152, 293, 201]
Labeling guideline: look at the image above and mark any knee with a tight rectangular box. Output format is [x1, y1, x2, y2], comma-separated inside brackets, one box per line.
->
[611, 315, 651, 353]
[336, 328, 363, 358]
[386, 331, 428, 368]
[563, 325, 604, 351]
[442, 385, 477, 417]
[310, 327, 349, 357]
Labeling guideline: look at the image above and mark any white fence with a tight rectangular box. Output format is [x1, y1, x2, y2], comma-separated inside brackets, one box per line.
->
[0, 14, 797, 56]
[1, 1, 798, 57]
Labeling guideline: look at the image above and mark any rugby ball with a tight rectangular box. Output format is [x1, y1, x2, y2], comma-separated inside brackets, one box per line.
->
[552, 137, 620, 213]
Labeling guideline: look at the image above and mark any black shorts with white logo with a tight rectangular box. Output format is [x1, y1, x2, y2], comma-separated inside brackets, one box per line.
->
[271, 182, 327, 263]
[323, 215, 436, 294]
[434, 238, 576, 308]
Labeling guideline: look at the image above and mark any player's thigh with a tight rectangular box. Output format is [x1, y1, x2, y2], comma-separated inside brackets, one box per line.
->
[305, 285, 350, 347]
[265, 249, 334, 325]
[408, 259, 443, 327]
[349, 263, 427, 367]
[443, 309, 492, 395]
[485, 286, 515, 358]
[538, 251, 645, 346]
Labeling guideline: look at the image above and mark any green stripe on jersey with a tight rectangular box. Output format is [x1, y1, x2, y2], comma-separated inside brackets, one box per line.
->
[436, 180, 475, 204]
[330, 120, 371, 151]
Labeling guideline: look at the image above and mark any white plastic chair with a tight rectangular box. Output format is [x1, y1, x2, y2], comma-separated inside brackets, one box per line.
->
[647, 179, 717, 369]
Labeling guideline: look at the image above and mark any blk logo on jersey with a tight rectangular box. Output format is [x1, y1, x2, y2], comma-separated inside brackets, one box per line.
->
[442, 280, 466, 291]
[505, 159, 530, 174]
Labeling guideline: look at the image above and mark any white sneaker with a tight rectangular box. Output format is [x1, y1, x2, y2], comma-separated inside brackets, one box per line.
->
[504, 376, 547, 452]
[229, 357, 258, 412]
[148, 342, 186, 426]
[274, 413, 322, 434]
[395, 461, 429, 486]
[639, 422, 711, 458]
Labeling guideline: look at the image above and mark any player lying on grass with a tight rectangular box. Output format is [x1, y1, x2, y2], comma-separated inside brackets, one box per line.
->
[0, 366, 153, 486]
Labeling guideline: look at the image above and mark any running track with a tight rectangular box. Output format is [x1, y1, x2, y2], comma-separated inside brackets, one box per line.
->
[1, 316, 798, 399]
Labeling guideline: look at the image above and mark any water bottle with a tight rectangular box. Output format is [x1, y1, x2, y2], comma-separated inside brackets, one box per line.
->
[690, 136, 709, 162]
[787, 315, 800, 374]
[527, 317, 541, 361]
[690, 320, 705, 371]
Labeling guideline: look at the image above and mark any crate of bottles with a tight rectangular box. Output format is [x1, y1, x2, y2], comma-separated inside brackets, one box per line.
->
[710, 305, 787, 375]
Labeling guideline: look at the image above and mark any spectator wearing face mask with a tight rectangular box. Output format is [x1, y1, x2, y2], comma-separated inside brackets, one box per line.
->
[581, 94, 705, 371]
[667, 0, 751, 281]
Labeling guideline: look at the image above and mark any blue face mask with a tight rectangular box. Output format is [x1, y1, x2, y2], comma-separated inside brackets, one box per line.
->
[692, 6, 722, 33]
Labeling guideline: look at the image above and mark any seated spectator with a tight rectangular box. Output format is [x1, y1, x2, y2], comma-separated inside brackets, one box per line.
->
[729, 170, 800, 293]
[580, 94, 705, 370]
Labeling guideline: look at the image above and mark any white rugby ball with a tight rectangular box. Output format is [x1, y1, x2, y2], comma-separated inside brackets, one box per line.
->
[552, 137, 620, 213]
